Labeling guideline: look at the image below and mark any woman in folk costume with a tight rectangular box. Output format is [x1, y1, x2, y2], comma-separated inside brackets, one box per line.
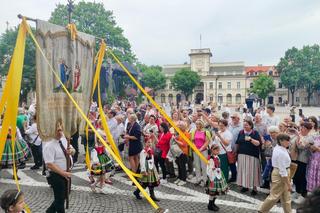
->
[89, 129, 114, 193]
[133, 138, 160, 202]
[206, 144, 228, 211]
[0, 127, 31, 180]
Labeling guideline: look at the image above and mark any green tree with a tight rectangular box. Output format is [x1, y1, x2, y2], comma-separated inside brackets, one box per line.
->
[49, 1, 136, 63]
[0, 27, 36, 102]
[140, 66, 166, 97]
[250, 74, 275, 105]
[277, 45, 320, 106]
[171, 68, 200, 101]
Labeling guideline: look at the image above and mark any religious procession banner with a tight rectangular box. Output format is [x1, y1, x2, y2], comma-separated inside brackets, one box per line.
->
[36, 20, 95, 140]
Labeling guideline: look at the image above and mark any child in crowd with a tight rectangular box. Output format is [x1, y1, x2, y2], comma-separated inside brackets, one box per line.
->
[89, 129, 114, 193]
[206, 144, 228, 211]
[133, 138, 160, 202]
[0, 189, 26, 213]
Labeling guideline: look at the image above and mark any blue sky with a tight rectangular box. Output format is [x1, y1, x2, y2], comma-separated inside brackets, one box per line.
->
[1, 0, 320, 66]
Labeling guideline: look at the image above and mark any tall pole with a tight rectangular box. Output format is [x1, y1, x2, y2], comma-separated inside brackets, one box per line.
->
[67, 0, 74, 24]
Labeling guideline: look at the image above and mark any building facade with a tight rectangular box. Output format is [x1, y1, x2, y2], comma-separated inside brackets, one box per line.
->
[156, 48, 320, 107]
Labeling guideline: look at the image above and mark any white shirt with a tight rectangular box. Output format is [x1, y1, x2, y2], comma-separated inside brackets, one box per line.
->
[25, 123, 41, 146]
[211, 130, 233, 154]
[43, 136, 71, 171]
[264, 114, 280, 127]
[272, 145, 291, 177]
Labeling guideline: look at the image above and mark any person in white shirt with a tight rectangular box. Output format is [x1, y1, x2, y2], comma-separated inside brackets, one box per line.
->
[43, 120, 74, 213]
[259, 133, 292, 213]
[25, 114, 42, 170]
[211, 119, 233, 181]
[264, 105, 280, 127]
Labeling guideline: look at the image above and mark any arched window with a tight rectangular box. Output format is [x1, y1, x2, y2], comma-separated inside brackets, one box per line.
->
[236, 94, 241, 104]
[250, 82, 254, 88]
[227, 94, 232, 104]
[161, 94, 166, 103]
[168, 94, 173, 103]
[218, 94, 223, 103]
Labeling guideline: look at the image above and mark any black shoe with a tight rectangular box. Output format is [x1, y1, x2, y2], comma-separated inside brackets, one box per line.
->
[12, 175, 20, 180]
[208, 200, 219, 211]
[251, 190, 258, 196]
[240, 187, 249, 193]
[133, 190, 142, 200]
[30, 165, 40, 170]
[228, 178, 236, 183]
[260, 182, 270, 189]
[18, 164, 26, 170]
[150, 189, 160, 202]
[212, 198, 220, 210]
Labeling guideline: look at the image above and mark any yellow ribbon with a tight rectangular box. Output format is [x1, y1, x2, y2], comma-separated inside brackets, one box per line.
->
[66, 23, 77, 40]
[0, 18, 31, 213]
[108, 49, 208, 164]
[25, 25, 159, 210]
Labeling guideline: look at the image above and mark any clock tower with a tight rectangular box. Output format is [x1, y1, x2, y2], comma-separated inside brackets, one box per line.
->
[189, 48, 212, 76]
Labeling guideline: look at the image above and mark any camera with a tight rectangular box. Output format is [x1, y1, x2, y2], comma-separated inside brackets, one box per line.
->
[149, 129, 153, 133]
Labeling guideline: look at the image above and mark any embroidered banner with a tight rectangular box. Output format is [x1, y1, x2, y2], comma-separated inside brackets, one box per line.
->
[36, 20, 95, 139]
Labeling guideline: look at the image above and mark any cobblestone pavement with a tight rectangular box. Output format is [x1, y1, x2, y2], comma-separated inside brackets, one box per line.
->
[0, 163, 298, 213]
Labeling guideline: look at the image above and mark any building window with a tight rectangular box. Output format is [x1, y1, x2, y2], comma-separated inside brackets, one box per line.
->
[161, 94, 165, 103]
[236, 94, 241, 104]
[250, 82, 253, 88]
[168, 94, 173, 103]
[227, 94, 232, 104]
[269, 71, 273, 76]
[209, 82, 213, 90]
[237, 82, 240, 89]
[227, 82, 231, 89]
[218, 94, 223, 103]
[296, 97, 300, 102]
[218, 82, 222, 89]
[278, 82, 282, 88]
[209, 94, 214, 101]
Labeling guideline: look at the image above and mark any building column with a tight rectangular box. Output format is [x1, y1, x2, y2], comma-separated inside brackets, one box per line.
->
[203, 81, 207, 103]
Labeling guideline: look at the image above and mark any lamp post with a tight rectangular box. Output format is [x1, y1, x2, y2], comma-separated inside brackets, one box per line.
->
[67, 0, 74, 24]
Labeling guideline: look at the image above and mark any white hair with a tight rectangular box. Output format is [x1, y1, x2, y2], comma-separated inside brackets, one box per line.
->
[268, 126, 280, 133]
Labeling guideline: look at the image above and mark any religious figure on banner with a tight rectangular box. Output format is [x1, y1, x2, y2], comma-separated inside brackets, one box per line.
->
[36, 20, 95, 140]
[73, 61, 81, 92]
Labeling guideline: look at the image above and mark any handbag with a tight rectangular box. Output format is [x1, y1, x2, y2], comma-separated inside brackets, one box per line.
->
[218, 138, 237, 164]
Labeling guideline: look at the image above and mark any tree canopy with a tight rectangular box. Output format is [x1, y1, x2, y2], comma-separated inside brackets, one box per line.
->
[171, 68, 200, 101]
[277, 45, 320, 105]
[0, 28, 35, 102]
[250, 74, 275, 104]
[0, 1, 137, 102]
[139, 64, 166, 94]
[49, 1, 136, 63]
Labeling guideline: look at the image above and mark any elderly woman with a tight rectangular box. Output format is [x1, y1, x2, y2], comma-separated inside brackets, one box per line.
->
[211, 119, 233, 181]
[143, 115, 159, 147]
[292, 122, 313, 204]
[306, 128, 320, 193]
[190, 119, 210, 187]
[236, 120, 262, 195]
[261, 126, 280, 189]
[308, 116, 319, 136]
[259, 133, 292, 213]
[124, 113, 143, 174]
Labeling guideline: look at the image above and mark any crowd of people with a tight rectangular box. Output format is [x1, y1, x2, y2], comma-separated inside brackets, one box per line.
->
[1, 98, 320, 212]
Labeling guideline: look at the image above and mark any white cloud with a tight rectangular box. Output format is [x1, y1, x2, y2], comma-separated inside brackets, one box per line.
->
[1, 0, 320, 66]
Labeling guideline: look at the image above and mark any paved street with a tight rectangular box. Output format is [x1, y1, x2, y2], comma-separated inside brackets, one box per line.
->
[0, 162, 298, 213]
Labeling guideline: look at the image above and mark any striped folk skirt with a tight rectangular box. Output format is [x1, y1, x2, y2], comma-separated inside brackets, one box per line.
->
[139, 169, 160, 188]
[0, 139, 31, 166]
[236, 154, 262, 188]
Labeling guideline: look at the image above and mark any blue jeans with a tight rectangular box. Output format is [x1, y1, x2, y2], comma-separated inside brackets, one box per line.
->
[262, 159, 272, 181]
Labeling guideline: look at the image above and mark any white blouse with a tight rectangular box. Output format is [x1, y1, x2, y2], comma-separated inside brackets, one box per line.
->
[272, 145, 291, 177]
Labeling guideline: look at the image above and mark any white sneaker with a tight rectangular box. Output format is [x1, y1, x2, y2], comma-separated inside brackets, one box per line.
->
[101, 186, 109, 194]
[174, 179, 180, 184]
[187, 174, 194, 180]
[293, 195, 305, 204]
[177, 180, 186, 186]
[160, 179, 168, 184]
[187, 177, 198, 184]
[90, 183, 96, 192]
[291, 192, 299, 200]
